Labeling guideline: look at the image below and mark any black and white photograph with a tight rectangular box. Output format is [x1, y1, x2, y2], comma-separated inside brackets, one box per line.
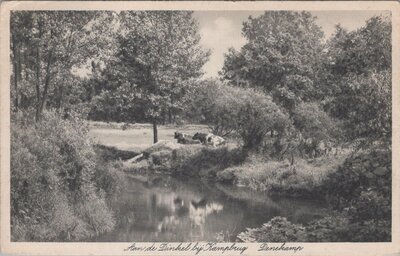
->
[0, 1, 399, 255]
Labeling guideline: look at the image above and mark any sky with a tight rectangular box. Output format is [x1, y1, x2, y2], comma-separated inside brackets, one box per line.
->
[193, 10, 390, 78]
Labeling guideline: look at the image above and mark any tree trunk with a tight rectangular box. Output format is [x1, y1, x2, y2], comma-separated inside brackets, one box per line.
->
[38, 50, 53, 117]
[153, 120, 158, 144]
[168, 107, 172, 124]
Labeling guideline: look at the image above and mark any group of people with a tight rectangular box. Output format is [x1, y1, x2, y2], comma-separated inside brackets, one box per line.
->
[174, 131, 225, 147]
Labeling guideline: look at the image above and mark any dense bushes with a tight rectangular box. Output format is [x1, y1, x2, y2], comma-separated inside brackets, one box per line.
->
[292, 102, 341, 141]
[326, 71, 391, 142]
[325, 149, 391, 210]
[238, 217, 307, 242]
[238, 212, 390, 242]
[238, 148, 391, 242]
[325, 149, 391, 241]
[11, 111, 119, 241]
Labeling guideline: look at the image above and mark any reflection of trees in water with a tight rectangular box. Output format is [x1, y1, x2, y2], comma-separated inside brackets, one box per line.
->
[148, 192, 223, 240]
[96, 177, 328, 242]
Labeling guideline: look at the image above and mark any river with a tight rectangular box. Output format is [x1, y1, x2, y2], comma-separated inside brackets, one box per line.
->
[93, 174, 328, 242]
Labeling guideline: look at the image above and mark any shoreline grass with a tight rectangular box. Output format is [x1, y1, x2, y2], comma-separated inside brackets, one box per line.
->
[90, 124, 349, 201]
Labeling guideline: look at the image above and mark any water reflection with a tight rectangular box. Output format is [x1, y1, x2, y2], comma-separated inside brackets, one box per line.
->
[94, 174, 328, 242]
[153, 195, 223, 240]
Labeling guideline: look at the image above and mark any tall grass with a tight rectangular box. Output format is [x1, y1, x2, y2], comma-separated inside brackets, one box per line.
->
[217, 154, 348, 199]
[171, 145, 248, 177]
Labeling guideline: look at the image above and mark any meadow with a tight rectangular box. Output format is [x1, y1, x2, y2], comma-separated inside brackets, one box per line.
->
[88, 121, 210, 152]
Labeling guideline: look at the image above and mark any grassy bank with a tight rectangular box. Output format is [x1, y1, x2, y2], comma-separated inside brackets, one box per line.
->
[89, 123, 348, 201]
[217, 154, 349, 199]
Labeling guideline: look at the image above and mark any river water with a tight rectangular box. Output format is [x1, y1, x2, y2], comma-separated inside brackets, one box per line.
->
[94, 174, 328, 242]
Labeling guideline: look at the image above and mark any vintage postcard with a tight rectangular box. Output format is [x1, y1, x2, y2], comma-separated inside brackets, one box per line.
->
[0, 1, 399, 255]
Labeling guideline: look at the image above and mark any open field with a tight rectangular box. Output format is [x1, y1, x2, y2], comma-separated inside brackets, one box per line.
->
[87, 121, 211, 152]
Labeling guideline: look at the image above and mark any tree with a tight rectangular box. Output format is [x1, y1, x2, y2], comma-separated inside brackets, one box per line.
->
[220, 11, 325, 111]
[114, 11, 210, 143]
[10, 11, 117, 121]
[323, 15, 391, 143]
[326, 16, 391, 77]
[184, 80, 291, 150]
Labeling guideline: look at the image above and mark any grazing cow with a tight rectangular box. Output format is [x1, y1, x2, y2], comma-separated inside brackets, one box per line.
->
[192, 132, 209, 144]
[174, 131, 189, 143]
[206, 134, 225, 147]
[193, 132, 225, 147]
[175, 131, 201, 144]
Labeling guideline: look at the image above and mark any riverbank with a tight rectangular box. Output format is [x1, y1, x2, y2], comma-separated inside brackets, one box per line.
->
[89, 122, 348, 201]
[89, 122, 391, 242]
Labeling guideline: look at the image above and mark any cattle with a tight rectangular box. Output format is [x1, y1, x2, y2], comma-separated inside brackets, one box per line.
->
[206, 134, 225, 147]
[192, 132, 209, 144]
[193, 132, 225, 147]
[175, 131, 201, 144]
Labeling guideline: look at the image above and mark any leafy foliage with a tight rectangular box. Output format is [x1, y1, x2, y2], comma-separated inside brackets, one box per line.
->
[221, 11, 325, 109]
[82, 11, 210, 141]
[10, 11, 117, 120]
[322, 15, 391, 143]
[326, 16, 391, 77]
[325, 71, 391, 142]
[238, 217, 306, 242]
[292, 102, 341, 141]
[185, 80, 291, 150]
[11, 111, 118, 241]
[325, 149, 391, 210]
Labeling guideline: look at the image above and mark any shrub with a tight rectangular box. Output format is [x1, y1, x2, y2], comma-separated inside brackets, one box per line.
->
[238, 214, 389, 242]
[94, 160, 127, 199]
[237, 217, 306, 242]
[183, 79, 236, 136]
[325, 149, 391, 210]
[305, 215, 350, 242]
[292, 102, 342, 141]
[184, 79, 291, 151]
[172, 145, 247, 177]
[346, 220, 391, 242]
[348, 189, 391, 222]
[11, 111, 117, 241]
